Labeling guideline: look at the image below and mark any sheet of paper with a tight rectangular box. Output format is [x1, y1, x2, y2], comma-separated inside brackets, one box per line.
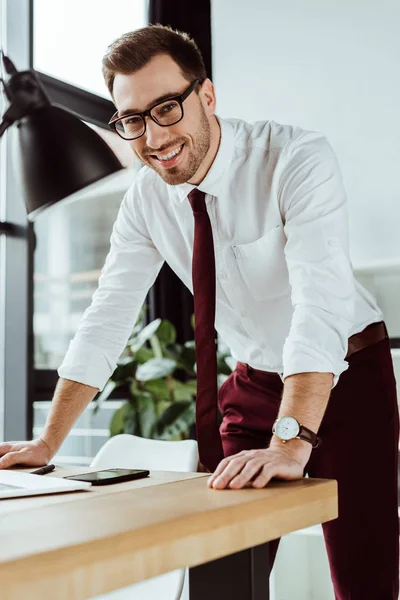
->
[0, 470, 92, 499]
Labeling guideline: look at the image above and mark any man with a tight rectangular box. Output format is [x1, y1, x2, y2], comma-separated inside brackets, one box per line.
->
[0, 25, 398, 599]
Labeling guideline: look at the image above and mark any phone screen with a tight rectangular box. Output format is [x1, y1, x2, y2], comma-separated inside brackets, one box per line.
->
[64, 468, 149, 485]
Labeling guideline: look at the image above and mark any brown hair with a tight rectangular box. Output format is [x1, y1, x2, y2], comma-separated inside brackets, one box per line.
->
[102, 24, 207, 96]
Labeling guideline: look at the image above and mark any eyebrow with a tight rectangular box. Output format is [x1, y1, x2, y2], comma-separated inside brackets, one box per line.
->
[117, 90, 182, 118]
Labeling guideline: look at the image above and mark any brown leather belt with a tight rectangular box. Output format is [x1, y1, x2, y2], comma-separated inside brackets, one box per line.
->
[238, 321, 388, 372]
[345, 320, 388, 359]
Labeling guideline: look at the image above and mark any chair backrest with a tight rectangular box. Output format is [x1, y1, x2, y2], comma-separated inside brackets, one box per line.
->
[90, 434, 199, 472]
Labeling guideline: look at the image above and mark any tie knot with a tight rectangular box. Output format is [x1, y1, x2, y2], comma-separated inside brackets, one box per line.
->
[188, 188, 206, 213]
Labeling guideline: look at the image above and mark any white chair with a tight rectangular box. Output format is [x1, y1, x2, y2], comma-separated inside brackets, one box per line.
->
[90, 434, 199, 600]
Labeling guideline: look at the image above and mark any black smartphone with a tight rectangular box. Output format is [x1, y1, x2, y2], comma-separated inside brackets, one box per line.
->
[64, 468, 150, 486]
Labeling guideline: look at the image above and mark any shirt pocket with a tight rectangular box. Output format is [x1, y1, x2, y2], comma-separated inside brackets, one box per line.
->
[231, 226, 290, 301]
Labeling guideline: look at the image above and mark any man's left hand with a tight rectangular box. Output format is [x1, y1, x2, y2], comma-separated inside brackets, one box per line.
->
[207, 444, 311, 490]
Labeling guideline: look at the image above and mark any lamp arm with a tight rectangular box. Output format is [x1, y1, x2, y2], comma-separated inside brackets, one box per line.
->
[0, 50, 51, 141]
[0, 94, 16, 138]
[0, 73, 14, 138]
[0, 117, 11, 139]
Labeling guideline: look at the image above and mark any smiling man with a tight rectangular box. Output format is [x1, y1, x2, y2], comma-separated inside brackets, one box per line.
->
[0, 25, 398, 599]
[109, 56, 216, 186]
[108, 56, 219, 190]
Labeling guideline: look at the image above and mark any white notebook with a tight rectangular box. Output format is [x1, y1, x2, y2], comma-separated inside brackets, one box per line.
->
[0, 470, 92, 499]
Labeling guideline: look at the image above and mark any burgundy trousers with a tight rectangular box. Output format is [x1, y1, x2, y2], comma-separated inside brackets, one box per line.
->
[218, 332, 399, 599]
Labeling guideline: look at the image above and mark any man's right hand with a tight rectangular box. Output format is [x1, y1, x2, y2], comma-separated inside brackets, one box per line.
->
[0, 437, 53, 469]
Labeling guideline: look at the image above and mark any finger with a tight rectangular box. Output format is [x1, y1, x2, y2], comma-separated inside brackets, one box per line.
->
[207, 456, 234, 485]
[252, 464, 275, 488]
[210, 456, 250, 489]
[228, 459, 266, 489]
[0, 442, 25, 457]
[0, 449, 26, 469]
[207, 450, 253, 486]
[0, 442, 12, 456]
[208, 454, 247, 486]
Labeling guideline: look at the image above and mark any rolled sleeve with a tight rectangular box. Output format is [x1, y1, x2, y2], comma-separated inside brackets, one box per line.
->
[279, 132, 355, 388]
[58, 339, 114, 390]
[58, 180, 164, 391]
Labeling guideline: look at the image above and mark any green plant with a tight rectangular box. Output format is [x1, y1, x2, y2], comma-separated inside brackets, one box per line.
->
[92, 305, 234, 441]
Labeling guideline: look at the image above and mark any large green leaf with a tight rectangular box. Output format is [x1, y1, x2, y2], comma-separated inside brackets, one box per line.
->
[127, 323, 144, 341]
[130, 380, 140, 397]
[130, 318, 162, 353]
[112, 356, 137, 382]
[134, 346, 154, 364]
[156, 399, 172, 417]
[143, 378, 172, 403]
[163, 343, 183, 365]
[109, 402, 135, 437]
[135, 358, 176, 382]
[155, 400, 196, 440]
[172, 379, 197, 402]
[137, 394, 158, 438]
[164, 343, 196, 373]
[127, 304, 148, 340]
[155, 320, 177, 345]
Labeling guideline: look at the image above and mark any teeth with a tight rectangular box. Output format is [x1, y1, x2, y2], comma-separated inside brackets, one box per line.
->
[155, 145, 182, 161]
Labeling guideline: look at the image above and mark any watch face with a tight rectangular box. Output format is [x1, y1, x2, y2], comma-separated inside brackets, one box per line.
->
[275, 416, 300, 440]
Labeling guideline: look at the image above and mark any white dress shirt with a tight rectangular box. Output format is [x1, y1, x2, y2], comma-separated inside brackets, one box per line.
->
[58, 116, 383, 391]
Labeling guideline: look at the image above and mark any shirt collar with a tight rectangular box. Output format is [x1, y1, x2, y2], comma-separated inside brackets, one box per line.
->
[172, 116, 235, 203]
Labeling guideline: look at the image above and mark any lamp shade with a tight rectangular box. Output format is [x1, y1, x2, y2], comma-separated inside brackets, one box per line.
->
[12, 104, 123, 221]
[0, 52, 123, 221]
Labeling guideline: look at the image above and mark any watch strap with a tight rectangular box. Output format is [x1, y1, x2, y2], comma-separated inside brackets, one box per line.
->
[298, 425, 321, 448]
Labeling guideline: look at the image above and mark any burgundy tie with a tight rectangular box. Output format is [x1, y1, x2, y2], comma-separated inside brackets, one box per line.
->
[188, 189, 224, 472]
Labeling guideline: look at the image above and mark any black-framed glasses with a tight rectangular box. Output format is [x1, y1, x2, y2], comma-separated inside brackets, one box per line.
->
[108, 79, 201, 141]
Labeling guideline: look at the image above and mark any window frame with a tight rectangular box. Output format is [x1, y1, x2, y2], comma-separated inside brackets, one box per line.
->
[0, 0, 32, 441]
[0, 0, 150, 442]
[29, 0, 151, 403]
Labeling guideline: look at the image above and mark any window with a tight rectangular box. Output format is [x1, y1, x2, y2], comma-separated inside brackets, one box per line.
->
[33, 169, 137, 370]
[31, 0, 148, 462]
[33, 0, 147, 99]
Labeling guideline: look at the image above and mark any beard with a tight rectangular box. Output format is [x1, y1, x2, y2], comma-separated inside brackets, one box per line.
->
[138, 104, 211, 185]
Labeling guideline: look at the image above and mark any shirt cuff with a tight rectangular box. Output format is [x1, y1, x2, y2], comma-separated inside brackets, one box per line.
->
[281, 347, 349, 389]
[58, 338, 115, 391]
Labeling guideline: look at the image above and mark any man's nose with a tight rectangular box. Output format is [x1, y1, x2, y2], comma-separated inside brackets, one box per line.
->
[144, 118, 171, 150]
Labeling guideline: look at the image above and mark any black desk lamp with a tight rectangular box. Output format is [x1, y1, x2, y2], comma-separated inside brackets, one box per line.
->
[0, 50, 123, 227]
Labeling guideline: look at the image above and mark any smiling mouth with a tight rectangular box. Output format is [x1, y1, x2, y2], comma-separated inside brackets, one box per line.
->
[148, 143, 185, 166]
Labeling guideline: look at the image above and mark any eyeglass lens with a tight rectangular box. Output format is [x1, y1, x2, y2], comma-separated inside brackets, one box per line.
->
[115, 99, 183, 139]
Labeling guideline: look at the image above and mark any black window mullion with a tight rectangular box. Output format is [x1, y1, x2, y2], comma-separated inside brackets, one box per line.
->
[1, 0, 32, 441]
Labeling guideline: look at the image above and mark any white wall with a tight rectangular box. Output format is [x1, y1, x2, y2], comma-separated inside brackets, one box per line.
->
[211, 0, 400, 265]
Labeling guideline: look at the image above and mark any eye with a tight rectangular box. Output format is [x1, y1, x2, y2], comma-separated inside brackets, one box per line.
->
[124, 116, 142, 125]
[159, 102, 177, 114]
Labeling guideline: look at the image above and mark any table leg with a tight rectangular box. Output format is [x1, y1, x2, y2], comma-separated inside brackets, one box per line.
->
[189, 541, 269, 600]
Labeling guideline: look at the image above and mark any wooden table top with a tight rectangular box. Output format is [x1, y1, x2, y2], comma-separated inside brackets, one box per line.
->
[0, 465, 337, 599]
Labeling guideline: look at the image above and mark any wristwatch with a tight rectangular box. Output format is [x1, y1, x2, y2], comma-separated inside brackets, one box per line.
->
[272, 416, 321, 448]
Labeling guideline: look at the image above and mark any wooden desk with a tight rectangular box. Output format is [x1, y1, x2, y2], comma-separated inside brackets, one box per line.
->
[0, 466, 337, 599]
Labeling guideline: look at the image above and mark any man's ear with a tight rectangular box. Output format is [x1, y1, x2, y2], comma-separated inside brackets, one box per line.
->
[199, 78, 216, 116]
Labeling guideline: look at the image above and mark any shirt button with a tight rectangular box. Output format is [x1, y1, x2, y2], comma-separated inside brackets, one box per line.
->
[240, 310, 247, 318]
[219, 272, 227, 280]
[328, 238, 338, 247]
